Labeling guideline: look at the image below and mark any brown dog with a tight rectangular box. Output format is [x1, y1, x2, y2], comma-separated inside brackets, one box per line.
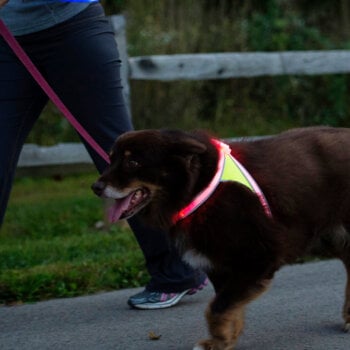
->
[92, 126, 350, 350]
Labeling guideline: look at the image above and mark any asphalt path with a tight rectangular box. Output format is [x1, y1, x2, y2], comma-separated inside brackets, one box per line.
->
[0, 259, 349, 350]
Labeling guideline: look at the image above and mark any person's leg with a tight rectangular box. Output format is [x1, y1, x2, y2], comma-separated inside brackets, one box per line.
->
[33, 3, 207, 306]
[21, 4, 132, 172]
[0, 37, 48, 226]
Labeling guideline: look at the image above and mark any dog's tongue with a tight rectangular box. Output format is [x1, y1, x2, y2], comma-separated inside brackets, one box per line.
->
[108, 195, 133, 223]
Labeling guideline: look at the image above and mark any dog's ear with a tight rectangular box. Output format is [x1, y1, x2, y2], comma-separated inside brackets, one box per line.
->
[174, 137, 207, 155]
[161, 129, 207, 156]
[166, 131, 207, 154]
[170, 137, 207, 172]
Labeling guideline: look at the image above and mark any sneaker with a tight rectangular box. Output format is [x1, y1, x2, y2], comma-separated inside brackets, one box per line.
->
[128, 277, 209, 310]
[127, 289, 189, 310]
[187, 277, 209, 295]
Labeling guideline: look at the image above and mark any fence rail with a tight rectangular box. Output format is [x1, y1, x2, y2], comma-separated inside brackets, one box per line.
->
[17, 15, 350, 174]
[129, 50, 350, 81]
[17, 143, 93, 177]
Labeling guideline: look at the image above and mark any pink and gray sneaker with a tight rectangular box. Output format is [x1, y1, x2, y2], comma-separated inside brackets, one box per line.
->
[128, 277, 209, 310]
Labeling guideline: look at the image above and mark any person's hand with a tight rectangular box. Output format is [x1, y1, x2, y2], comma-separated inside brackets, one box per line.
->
[0, 0, 9, 9]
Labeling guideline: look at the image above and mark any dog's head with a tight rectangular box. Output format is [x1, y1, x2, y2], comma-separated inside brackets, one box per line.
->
[92, 129, 216, 228]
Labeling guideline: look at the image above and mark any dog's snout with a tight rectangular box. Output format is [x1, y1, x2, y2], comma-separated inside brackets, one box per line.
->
[91, 181, 106, 196]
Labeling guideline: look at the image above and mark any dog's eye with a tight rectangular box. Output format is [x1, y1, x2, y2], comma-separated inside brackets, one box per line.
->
[125, 159, 140, 169]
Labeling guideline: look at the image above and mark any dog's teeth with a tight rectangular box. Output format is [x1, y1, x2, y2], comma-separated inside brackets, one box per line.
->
[131, 190, 143, 205]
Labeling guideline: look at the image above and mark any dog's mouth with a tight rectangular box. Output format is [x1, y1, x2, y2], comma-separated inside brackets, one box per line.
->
[108, 188, 151, 222]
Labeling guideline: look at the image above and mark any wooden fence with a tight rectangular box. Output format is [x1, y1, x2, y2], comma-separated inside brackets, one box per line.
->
[17, 15, 350, 176]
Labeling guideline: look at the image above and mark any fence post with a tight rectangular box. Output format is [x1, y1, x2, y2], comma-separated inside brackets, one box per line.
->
[109, 15, 131, 117]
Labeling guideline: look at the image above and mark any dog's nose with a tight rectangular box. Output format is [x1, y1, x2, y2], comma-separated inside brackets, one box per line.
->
[91, 181, 106, 196]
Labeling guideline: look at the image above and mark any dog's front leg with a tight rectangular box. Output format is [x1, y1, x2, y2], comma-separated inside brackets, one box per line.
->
[194, 278, 271, 350]
[194, 301, 245, 350]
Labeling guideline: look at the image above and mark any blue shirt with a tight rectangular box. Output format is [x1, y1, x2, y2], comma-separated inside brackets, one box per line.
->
[0, 1, 98, 36]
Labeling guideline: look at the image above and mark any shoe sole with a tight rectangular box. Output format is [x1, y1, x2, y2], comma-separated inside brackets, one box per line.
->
[129, 289, 189, 310]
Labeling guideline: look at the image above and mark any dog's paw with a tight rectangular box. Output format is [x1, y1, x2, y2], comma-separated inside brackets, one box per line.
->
[344, 322, 350, 333]
[193, 344, 206, 350]
[193, 338, 235, 350]
[193, 339, 213, 350]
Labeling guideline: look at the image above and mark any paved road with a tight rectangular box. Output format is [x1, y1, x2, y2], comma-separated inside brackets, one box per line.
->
[0, 260, 349, 350]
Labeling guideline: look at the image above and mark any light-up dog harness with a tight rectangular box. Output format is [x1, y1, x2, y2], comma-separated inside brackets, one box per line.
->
[172, 139, 272, 223]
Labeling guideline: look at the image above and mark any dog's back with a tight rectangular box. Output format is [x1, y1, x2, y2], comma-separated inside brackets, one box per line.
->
[232, 127, 350, 226]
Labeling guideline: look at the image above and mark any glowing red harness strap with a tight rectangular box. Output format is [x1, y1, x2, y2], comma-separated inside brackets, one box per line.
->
[172, 139, 272, 223]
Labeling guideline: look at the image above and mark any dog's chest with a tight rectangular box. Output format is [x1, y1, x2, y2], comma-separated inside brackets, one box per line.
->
[173, 226, 213, 271]
[182, 248, 213, 271]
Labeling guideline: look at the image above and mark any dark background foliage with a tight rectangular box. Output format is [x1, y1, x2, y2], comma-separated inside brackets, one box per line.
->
[27, 0, 350, 143]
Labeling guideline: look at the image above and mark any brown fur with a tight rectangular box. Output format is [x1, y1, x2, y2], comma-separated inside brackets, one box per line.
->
[93, 126, 350, 349]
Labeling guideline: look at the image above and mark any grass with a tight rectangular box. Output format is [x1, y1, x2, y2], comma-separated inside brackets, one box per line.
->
[0, 173, 149, 304]
[0, 172, 323, 305]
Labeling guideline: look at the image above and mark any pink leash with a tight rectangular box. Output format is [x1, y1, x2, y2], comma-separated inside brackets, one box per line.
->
[0, 19, 110, 164]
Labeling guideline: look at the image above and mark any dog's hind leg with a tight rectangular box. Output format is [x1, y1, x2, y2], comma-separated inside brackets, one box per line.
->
[317, 224, 350, 331]
[333, 225, 350, 331]
[338, 241, 350, 331]
[342, 261, 350, 332]
[194, 278, 271, 350]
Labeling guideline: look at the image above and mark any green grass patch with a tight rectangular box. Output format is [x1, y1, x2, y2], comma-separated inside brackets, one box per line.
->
[0, 173, 148, 304]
